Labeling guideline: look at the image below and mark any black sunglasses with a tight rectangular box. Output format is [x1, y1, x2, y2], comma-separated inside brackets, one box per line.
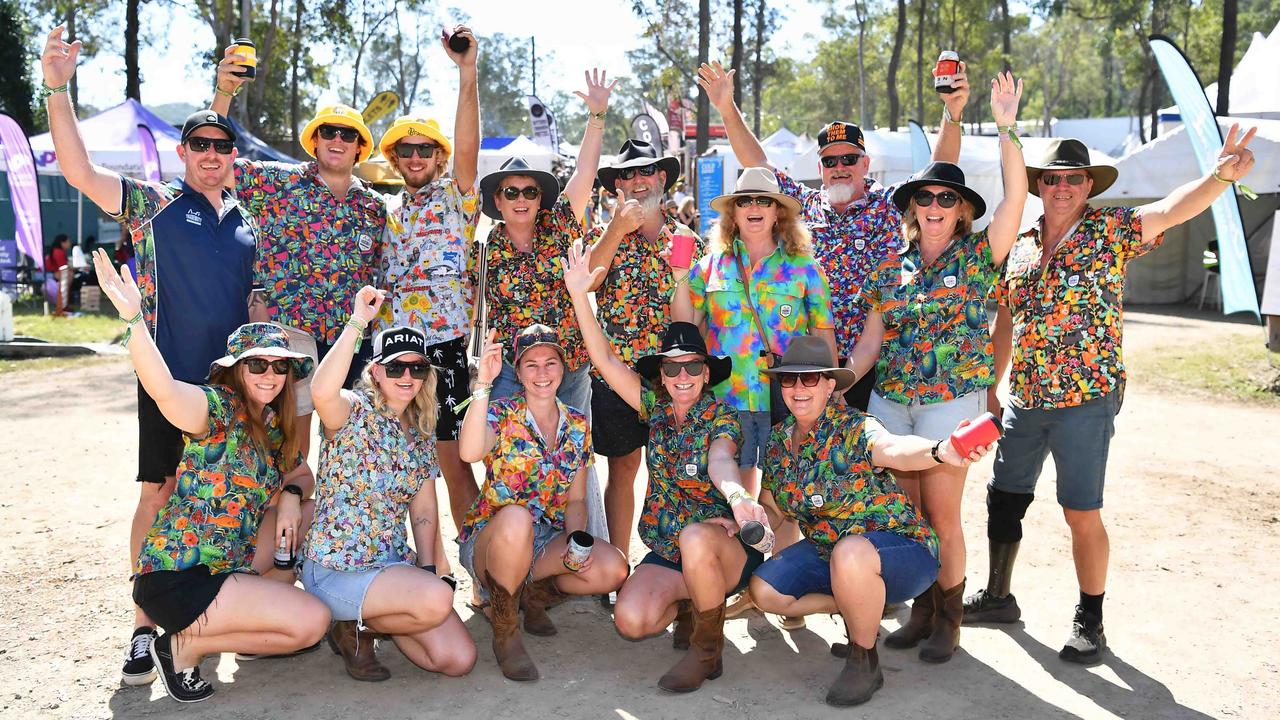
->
[1041, 172, 1088, 186]
[501, 185, 542, 201]
[660, 360, 706, 378]
[383, 361, 431, 379]
[317, 125, 361, 143]
[617, 164, 659, 180]
[777, 372, 825, 388]
[186, 137, 235, 155]
[395, 143, 438, 159]
[243, 358, 291, 375]
[820, 153, 863, 169]
[733, 196, 776, 208]
[913, 190, 960, 208]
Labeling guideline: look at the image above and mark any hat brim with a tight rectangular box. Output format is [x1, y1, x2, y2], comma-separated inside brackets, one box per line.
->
[892, 178, 987, 218]
[183, 121, 237, 143]
[208, 346, 314, 380]
[762, 363, 857, 392]
[378, 121, 453, 164]
[634, 347, 732, 388]
[513, 340, 566, 365]
[709, 190, 802, 216]
[1026, 163, 1118, 198]
[374, 349, 431, 364]
[300, 114, 375, 164]
[479, 167, 560, 220]
[597, 156, 681, 194]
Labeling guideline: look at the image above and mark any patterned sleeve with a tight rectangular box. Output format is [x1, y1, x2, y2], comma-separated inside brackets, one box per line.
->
[196, 384, 235, 440]
[548, 194, 584, 246]
[688, 254, 711, 314]
[774, 169, 819, 205]
[1109, 206, 1162, 260]
[803, 258, 835, 329]
[710, 401, 743, 455]
[457, 179, 481, 228]
[759, 423, 786, 498]
[637, 388, 658, 423]
[233, 159, 271, 217]
[110, 178, 176, 327]
[485, 398, 509, 437]
[858, 257, 887, 311]
[861, 415, 887, 450]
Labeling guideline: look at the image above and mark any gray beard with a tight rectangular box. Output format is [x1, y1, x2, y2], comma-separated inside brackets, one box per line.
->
[639, 192, 664, 218]
[825, 182, 855, 205]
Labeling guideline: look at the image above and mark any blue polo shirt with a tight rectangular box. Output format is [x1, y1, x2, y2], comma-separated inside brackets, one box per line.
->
[112, 177, 256, 383]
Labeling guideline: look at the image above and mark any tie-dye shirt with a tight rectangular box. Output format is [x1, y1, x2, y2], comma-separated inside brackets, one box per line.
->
[459, 394, 592, 543]
[763, 404, 938, 560]
[234, 160, 386, 344]
[689, 238, 834, 412]
[861, 230, 999, 404]
[637, 389, 742, 563]
[306, 390, 440, 571]
[373, 179, 480, 344]
[995, 207, 1161, 409]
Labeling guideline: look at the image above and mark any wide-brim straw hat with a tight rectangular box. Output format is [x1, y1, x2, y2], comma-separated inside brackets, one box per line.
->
[709, 166, 802, 215]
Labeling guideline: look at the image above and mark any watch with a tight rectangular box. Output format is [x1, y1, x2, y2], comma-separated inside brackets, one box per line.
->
[282, 484, 304, 499]
[930, 441, 945, 464]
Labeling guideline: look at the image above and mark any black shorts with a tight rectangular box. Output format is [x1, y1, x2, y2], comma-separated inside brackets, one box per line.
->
[427, 335, 471, 442]
[137, 380, 184, 484]
[639, 540, 766, 597]
[133, 565, 234, 635]
[839, 360, 876, 413]
[590, 377, 648, 457]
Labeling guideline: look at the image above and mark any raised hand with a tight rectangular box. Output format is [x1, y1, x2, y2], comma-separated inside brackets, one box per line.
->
[1214, 123, 1258, 182]
[216, 44, 252, 96]
[91, 248, 142, 320]
[989, 71, 1023, 127]
[696, 61, 736, 111]
[574, 68, 617, 117]
[350, 285, 385, 326]
[442, 25, 478, 68]
[941, 61, 970, 119]
[477, 329, 503, 385]
[608, 188, 644, 236]
[41, 25, 82, 89]
[560, 240, 606, 299]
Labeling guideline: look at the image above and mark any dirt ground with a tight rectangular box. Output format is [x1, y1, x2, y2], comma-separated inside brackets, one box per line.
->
[2, 306, 1277, 719]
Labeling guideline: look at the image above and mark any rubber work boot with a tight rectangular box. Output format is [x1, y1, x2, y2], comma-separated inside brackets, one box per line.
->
[484, 571, 539, 681]
[884, 583, 938, 649]
[657, 602, 725, 692]
[671, 600, 693, 650]
[327, 621, 390, 682]
[520, 578, 561, 637]
[825, 636, 884, 707]
[962, 540, 1022, 624]
[919, 579, 965, 663]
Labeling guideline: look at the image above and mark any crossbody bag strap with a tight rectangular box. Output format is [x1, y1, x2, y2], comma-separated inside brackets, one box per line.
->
[733, 251, 775, 359]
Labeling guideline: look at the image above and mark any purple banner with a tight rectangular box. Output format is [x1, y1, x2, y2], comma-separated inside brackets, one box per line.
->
[0, 112, 44, 272]
[136, 124, 161, 182]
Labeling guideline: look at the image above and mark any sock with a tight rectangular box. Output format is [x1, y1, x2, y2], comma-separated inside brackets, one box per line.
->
[1079, 591, 1104, 620]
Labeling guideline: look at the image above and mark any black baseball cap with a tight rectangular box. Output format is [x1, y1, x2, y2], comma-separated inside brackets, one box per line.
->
[180, 110, 237, 143]
[817, 121, 865, 151]
[371, 326, 427, 363]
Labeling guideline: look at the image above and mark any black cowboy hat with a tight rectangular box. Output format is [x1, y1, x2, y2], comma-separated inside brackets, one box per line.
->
[596, 139, 681, 194]
[762, 336, 856, 391]
[479, 156, 560, 220]
[891, 161, 987, 218]
[1025, 138, 1117, 198]
[634, 322, 731, 388]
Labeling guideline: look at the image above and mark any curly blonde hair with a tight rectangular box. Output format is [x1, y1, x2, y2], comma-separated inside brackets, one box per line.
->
[899, 196, 976, 250]
[355, 361, 439, 436]
[711, 202, 813, 257]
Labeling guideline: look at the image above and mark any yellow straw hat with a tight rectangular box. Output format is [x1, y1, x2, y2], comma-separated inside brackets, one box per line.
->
[300, 104, 374, 163]
[378, 116, 453, 163]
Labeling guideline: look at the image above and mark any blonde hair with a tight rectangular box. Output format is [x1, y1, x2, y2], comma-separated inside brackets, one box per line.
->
[899, 196, 976, 250]
[712, 202, 814, 257]
[209, 363, 302, 473]
[356, 361, 439, 436]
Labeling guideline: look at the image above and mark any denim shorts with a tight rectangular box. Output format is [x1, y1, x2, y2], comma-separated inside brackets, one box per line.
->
[753, 534, 939, 604]
[491, 360, 593, 415]
[300, 558, 411, 623]
[869, 390, 987, 440]
[989, 392, 1120, 511]
[458, 520, 560, 601]
[638, 540, 766, 597]
[738, 411, 772, 469]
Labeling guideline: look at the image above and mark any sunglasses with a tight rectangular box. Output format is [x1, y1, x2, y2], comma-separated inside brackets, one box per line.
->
[395, 143, 438, 159]
[660, 360, 706, 378]
[501, 185, 542, 201]
[243, 358, 291, 375]
[617, 164, 659, 180]
[777, 372, 825, 388]
[820, 153, 863, 169]
[733, 196, 776, 208]
[1041, 172, 1088, 186]
[382, 361, 431, 379]
[317, 125, 361, 143]
[913, 190, 960, 208]
[186, 137, 235, 155]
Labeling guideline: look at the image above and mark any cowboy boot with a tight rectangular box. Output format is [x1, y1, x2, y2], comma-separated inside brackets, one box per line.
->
[884, 583, 938, 649]
[825, 636, 885, 707]
[327, 621, 390, 682]
[657, 602, 725, 693]
[521, 578, 561, 637]
[485, 571, 538, 681]
[964, 540, 1023, 624]
[919, 579, 965, 663]
[671, 600, 693, 650]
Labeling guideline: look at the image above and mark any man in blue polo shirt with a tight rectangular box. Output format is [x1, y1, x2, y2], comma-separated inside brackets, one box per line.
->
[41, 24, 257, 689]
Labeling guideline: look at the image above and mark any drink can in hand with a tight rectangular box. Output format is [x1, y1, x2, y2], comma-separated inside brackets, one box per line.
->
[563, 530, 594, 572]
[948, 411, 1003, 457]
[668, 234, 697, 269]
[447, 31, 471, 54]
[933, 51, 960, 94]
[231, 38, 257, 79]
[738, 520, 775, 553]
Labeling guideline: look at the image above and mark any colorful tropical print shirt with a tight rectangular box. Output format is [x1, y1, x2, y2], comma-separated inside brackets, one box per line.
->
[459, 394, 592, 543]
[481, 195, 588, 370]
[763, 405, 938, 560]
[861, 230, 999, 404]
[775, 171, 901, 358]
[373, 179, 480, 344]
[234, 160, 386, 344]
[637, 389, 743, 563]
[306, 390, 440, 571]
[135, 385, 297, 576]
[689, 239, 834, 411]
[995, 207, 1161, 409]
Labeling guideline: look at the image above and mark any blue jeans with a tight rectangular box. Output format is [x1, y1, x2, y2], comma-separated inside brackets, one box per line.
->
[753, 534, 939, 604]
[491, 360, 593, 415]
[737, 410, 772, 469]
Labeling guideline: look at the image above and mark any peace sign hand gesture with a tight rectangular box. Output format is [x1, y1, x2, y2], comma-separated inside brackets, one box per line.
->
[1214, 123, 1257, 183]
[575, 68, 617, 116]
[91, 248, 142, 321]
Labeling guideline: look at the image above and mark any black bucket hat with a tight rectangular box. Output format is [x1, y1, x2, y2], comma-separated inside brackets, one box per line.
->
[634, 322, 731, 388]
[1026, 138, 1117, 198]
[479, 156, 560, 220]
[891, 161, 987, 218]
[596, 139, 681, 194]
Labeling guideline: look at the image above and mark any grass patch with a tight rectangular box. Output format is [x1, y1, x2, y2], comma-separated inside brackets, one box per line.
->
[1131, 330, 1280, 406]
[0, 354, 125, 377]
[11, 307, 123, 345]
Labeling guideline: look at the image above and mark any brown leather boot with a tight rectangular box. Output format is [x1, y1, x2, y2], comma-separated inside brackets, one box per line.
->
[657, 603, 725, 693]
[521, 578, 561, 637]
[671, 600, 693, 650]
[327, 621, 390, 682]
[825, 638, 884, 707]
[884, 583, 938, 649]
[485, 571, 538, 681]
[919, 579, 965, 663]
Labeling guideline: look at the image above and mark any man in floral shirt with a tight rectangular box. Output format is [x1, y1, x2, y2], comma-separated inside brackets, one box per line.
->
[968, 132, 1257, 665]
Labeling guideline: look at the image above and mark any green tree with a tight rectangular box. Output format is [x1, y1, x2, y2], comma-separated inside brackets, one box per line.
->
[0, 0, 35, 132]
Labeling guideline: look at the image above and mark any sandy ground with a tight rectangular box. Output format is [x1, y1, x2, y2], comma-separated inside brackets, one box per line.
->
[1, 306, 1277, 720]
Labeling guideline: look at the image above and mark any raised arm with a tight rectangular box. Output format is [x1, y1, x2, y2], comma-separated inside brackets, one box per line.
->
[457, 329, 502, 464]
[312, 286, 383, 432]
[698, 62, 769, 169]
[562, 240, 643, 409]
[932, 62, 970, 163]
[1136, 123, 1257, 246]
[565, 69, 617, 220]
[868, 417, 993, 471]
[210, 44, 250, 117]
[444, 25, 480, 192]
[985, 71, 1027, 265]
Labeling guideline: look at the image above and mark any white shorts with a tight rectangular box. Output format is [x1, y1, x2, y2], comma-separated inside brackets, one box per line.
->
[869, 390, 987, 441]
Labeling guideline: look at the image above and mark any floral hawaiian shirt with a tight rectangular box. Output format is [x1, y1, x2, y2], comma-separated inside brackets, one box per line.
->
[459, 394, 593, 543]
[235, 160, 386, 344]
[995, 207, 1161, 410]
[689, 239, 834, 411]
[481, 195, 588, 370]
[637, 389, 742, 563]
[306, 390, 440, 571]
[135, 385, 298, 576]
[861, 230, 999, 404]
[373, 179, 480, 344]
[763, 404, 938, 560]
[775, 171, 900, 358]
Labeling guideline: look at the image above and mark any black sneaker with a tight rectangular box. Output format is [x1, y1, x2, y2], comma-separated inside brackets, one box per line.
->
[150, 633, 215, 703]
[1059, 605, 1107, 665]
[121, 627, 157, 686]
[962, 588, 1022, 624]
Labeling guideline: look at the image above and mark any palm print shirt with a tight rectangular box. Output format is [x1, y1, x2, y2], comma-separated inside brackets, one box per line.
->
[135, 385, 297, 576]
[234, 160, 386, 344]
[861, 230, 999, 405]
[775, 171, 900, 358]
[637, 389, 743, 563]
[373, 179, 480, 344]
[994, 207, 1161, 409]
[689, 238, 834, 412]
[481, 195, 589, 370]
[306, 390, 440, 571]
[459, 394, 593, 544]
[763, 405, 938, 560]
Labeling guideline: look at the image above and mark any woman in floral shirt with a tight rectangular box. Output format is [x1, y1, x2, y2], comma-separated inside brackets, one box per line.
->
[302, 287, 475, 682]
[563, 241, 770, 693]
[92, 251, 327, 704]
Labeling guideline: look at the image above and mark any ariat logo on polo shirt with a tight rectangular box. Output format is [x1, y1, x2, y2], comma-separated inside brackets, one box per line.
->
[185, 209, 202, 226]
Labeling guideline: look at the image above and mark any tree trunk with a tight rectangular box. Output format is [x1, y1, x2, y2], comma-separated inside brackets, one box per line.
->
[289, 0, 303, 151]
[1216, 0, 1236, 115]
[752, 0, 765, 135]
[914, 0, 923, 122]
[998, 0, 1012, 72]
[731, 0, 743, 105]
[886, 0, 905, 131]
[246, 0, 281, 133]
[857, 1, 867, 127]
[64, 4, 78, 107]
[696, 0, 711, 154]
[124, 0, 140, 100]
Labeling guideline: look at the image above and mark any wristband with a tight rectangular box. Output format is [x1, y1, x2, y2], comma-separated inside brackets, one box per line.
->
[455, 384, 491, 412]
[997, 124, 1023, 149]
[1213, 171, 1259, 200]
[727, 491, 750, 504]
[120, 310, 144, 348]
[37, 83, 69, 103]
[345, 318, 367, 352]
[930, 440, 944, 464]
[282, 484, 304, 499]
[588, 109, 607, 121]
[214, 84, 240, 98]
[943, 107, 963, 127]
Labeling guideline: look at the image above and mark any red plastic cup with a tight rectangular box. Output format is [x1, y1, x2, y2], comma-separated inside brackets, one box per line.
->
[949, 411, 1002, 457]
[668, 234, 696, 269]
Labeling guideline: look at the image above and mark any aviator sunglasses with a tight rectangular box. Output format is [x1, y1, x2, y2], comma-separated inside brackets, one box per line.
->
[733, 196, 776, 208]
[777, 372, 825, 388]
[1041, 172, 1088, 187]
[383, 361, 432, 379]
[317, 125, 361, 143]
[820, 153, 863, 169]
[242, 358, 291, 375]
[395, 143, 438, 159]
[501, 185, 542, 201]
[913, 190, 960, 208]
[185, 137, 235, 155]
[660, 360, 706, 378]
[617, 164, 659, 180]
